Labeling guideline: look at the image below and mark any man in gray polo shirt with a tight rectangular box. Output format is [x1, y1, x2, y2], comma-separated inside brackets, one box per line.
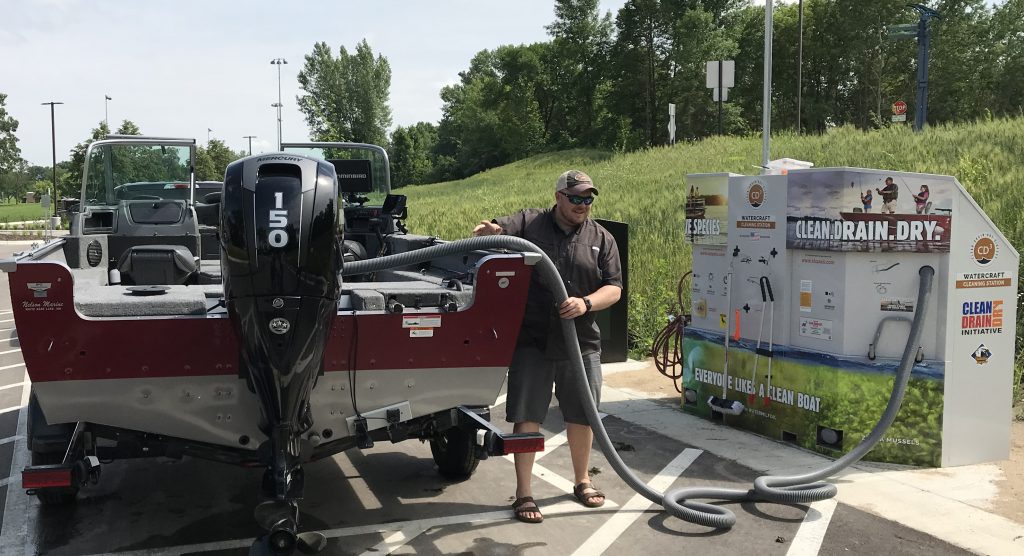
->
[473, 170, 623, 523]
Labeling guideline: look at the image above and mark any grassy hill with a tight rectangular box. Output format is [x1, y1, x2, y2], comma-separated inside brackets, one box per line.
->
[401, 117, 1024, 393]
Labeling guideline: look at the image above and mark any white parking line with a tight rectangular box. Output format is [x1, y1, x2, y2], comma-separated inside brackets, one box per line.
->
[571, 448, 703, 556]
[0, 405, 24, 416]
[357, 526, 423, 556]
[786, 498, 838, 556]
[0, 435, 24, 447]
[97, 501, 599, 556]
[0, 381, 26, 392]
[0, 368, 33, 555]
[0, 363, 25, 372]
[0, 319, 13, 324]
[0, 348, 21, 355]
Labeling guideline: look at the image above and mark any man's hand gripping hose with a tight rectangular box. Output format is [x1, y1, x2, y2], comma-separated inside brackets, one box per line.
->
[344, 237, 935, 529]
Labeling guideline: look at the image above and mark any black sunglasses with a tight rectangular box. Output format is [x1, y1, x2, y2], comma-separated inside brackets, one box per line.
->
[560, 192, 595, 206]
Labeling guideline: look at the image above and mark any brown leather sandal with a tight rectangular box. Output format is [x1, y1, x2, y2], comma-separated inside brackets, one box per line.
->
[573, 482, 606, 508]
[512, 496, 544, 523]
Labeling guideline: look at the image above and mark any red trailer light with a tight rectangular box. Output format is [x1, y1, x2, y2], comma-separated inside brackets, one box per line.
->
[500, 435, 545, 455]
[22, 467, 73, 489]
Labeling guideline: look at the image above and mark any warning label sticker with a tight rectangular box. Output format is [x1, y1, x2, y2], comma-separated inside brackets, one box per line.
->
[881, 298, 915, 312]
[799, 317, 833, 341]
[403, 315, 442, 328]
[409, 327, 434, 338]
[799, 280, 813, 313]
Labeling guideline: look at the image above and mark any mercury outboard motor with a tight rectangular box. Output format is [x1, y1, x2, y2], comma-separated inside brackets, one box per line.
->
[221, 153, 341, 555]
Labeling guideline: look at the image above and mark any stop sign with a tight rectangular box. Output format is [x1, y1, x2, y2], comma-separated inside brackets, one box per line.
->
[892, 101, 908, 115]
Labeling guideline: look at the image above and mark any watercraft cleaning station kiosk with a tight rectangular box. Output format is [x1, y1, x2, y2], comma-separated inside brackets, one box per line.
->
[682, 168, 1018, 467]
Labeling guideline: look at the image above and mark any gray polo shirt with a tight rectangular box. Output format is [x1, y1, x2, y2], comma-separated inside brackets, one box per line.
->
[493, 207, 623, 359]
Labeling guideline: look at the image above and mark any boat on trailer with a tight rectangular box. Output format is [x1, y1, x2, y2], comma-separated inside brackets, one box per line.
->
[3, 137, 542, 554]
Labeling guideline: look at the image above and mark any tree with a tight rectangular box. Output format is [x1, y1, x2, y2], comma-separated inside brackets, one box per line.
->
[990, 0, 1024, 116]
[64, 121, 111, 196]
[195, 139, 244, 181]
[544, 0, 615, 147]
[435, 45, 549, 178]
[0, 93, 21, 175]
[297, 39, 393, 146]
[115, 120, 141, 136]
[390, 122, 438, 188]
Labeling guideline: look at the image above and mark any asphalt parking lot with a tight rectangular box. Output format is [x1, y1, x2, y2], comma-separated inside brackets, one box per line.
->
[0, 242, 977, 555]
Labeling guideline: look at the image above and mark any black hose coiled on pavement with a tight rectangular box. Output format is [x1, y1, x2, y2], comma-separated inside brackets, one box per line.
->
[652, 272, 691, 393]
[344, 239, 934, 529]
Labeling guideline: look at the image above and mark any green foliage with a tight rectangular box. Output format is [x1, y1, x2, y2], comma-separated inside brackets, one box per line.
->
[297, 39, 392, 146]
[389, 122, 438, 188]
[64, 121, 111, 197]
[0, 93, 21, 175]
[425, 0, 1024, 179]
[401, 116, 1024, 385]
[196, 139, 244, 181]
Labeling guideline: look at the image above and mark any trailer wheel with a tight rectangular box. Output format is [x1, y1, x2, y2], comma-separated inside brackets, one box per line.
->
[429, 427, 479, 479]
[27, 393, 80, 505]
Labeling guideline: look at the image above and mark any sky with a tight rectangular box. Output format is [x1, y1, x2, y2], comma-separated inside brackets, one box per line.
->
[4, 0, 640, 166]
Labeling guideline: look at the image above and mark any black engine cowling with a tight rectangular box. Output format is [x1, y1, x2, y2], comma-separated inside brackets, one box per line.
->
[220, 154, 342, 455]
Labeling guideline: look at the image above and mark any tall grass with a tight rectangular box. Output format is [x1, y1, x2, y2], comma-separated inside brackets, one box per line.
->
[0, 203, 53, 224]
[402, 117, 1024, 395]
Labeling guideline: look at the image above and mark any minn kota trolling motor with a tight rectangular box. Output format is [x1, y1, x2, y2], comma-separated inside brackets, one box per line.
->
[221, 153, 342, 555]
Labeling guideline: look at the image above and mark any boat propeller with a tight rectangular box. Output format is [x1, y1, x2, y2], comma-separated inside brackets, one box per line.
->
[250, 501, 328, 556]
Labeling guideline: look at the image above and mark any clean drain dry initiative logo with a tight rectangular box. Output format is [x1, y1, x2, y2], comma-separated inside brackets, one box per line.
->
[961, 300, 1003, 335]
[971, 234, 997, 266]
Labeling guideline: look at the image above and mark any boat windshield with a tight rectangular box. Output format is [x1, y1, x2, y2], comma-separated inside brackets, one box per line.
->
[83, 143, 193, 206]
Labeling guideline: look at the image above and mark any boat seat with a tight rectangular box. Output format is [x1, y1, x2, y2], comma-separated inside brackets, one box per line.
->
[117, 245, 198, 286]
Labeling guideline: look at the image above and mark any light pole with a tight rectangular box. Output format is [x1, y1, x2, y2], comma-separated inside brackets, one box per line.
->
[761, 0, 773, 171]
[207, 128, 212, 144]
[243, 135, 256, 156]
[270, 58, 288, 150]
[41, 101, 63, 217]
[797, 0, 803, 134]
[104, 95, 112, 129]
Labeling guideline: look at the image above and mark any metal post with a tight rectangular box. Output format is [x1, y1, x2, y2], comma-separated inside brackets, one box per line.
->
[718, 60, 723, 135]
[243, 135, 256, 156]
[276, 62, 282, 149]
[762, 0, 773, 171]
[907, 4, 941, 133]
[41, 101, 63, 217]
[914, 16, 928, 132]
[797, 0, 803, 134]
[104, 95, 111, 128]
[271, 58, 287, 151]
